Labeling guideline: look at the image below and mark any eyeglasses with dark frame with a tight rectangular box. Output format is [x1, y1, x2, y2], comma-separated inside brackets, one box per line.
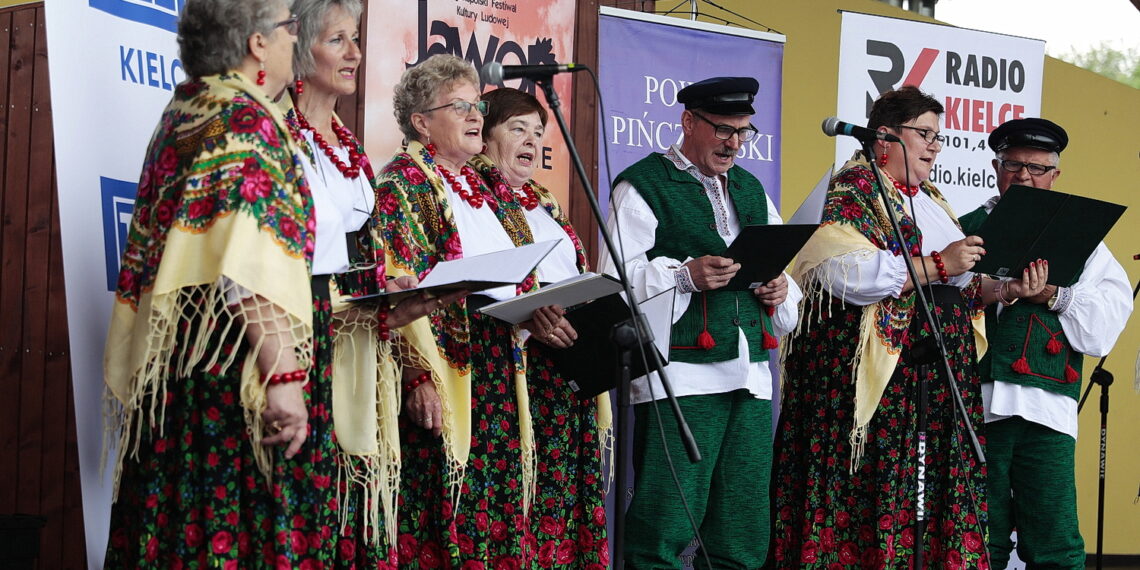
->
[997, 158, 1056, 176]
[893, 124, 946, 145]
[275, 15, 300, 36]
[691, 111, 759, 142]
[420, 99, 489, 117]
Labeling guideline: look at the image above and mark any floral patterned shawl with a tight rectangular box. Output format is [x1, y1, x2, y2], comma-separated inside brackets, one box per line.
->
[373, 140, 539, 508]
[788, 153, 987, 467]
[104, 72, 314, 484]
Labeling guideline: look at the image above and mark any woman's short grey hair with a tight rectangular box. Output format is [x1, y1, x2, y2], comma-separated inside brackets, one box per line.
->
[178, 0, 291, 79]
[392, 54, 480, 142]
[292, 0, 363, 79]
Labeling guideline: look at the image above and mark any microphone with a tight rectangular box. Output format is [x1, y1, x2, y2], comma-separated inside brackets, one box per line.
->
[821, 117, 900, 143]
[480, 61, 586, 86]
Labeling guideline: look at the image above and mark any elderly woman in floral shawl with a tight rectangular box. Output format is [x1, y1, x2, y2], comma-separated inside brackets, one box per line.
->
[102, 1, 448, 566]
[470, 86, 612, 567]
[375, 55, 603, 568]
[770, 86, 1045, 569]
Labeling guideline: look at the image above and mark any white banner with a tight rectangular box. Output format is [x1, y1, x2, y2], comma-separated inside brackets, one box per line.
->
[43, 1, 183, 566]
[836, 12, 1045, 214]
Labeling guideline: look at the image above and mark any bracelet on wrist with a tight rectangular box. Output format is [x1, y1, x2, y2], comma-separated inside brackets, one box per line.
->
[994, 280, 1018, 307]
[403, 371, 431, 394]
[377, 299, 391, 341]
[929, 250, 950, 284]
[264, 369, 307, 385]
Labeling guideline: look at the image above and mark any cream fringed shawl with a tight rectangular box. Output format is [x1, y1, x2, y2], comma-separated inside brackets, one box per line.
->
[103, 72, 401, 544]
[787, 154, 987, 470]
[373, 141, 539, 511]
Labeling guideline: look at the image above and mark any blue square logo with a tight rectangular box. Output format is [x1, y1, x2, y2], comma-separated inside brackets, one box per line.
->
[100, 177, 138, 292]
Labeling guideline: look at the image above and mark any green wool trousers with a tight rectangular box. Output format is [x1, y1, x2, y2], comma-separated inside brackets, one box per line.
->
[986, 416, 1085, 570]
[624, 390, 772, 569]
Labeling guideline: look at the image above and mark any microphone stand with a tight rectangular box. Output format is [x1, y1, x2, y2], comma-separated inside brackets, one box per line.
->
[532, 74, 701, 570]
[863, 140, 986, 570]
[1076, 270, 1140, 570]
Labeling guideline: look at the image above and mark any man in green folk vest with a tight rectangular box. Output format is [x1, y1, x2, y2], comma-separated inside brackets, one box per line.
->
[599, 76, 802, 569]
[959, 118, 1133, 569]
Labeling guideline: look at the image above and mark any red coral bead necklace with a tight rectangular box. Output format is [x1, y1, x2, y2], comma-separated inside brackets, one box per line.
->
[515, 182, 539, 210]
[294, 109, 362, 179]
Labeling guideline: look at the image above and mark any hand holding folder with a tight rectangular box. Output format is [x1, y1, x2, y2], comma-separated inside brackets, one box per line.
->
[970, 185, 1125, 286]
[723, 224, 818, 290]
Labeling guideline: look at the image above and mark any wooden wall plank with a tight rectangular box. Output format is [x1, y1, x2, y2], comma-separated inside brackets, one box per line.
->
[8, 6, 42, 518]
[62, 374, 87, 568]
[29, 8, 68, 568]
[0, 7, 15, 519]
[0, 12, 10, 177]
[1, 5, 35, 516]
[42, 162, 76, 570]
[16, 4, 50, 518]
[569, 0, 602, 262]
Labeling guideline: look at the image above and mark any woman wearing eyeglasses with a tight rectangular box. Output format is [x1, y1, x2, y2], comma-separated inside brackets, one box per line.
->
[373, 54, 545, 567]
[769, 86, 1045, 568]
[103, 0, 448, 566]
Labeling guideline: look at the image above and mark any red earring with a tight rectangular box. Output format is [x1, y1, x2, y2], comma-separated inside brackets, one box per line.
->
[294, 79, 304, 94]
[256, 65, 266, 86]
[426, 143, 437, 157]
[878, 149, 889, 167]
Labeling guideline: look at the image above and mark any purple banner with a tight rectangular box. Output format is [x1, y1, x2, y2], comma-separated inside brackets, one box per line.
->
[597, 10, 785, 209]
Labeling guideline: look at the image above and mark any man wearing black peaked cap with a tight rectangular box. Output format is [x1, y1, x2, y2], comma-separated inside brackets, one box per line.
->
[959, 118, 1132, 569]
[598, 77, 802, 568]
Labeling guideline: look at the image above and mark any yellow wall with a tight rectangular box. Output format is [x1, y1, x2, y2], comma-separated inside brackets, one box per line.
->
[0, 0, 38, 8]
[664, 0, 1140, 555]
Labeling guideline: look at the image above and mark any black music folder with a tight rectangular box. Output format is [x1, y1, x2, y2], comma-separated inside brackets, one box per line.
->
[723, 224, 819, 290]
[544, 288, 674, 400]
[971, 185, 1125, 286]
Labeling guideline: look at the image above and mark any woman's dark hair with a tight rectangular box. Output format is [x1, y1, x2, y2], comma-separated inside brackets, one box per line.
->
[867, 85, 943, 130]
[480, 88, 548, 142]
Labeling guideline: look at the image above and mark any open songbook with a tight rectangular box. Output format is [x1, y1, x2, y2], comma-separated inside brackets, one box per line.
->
[346, 239, 560, 303]
[478, 272, 625, 325]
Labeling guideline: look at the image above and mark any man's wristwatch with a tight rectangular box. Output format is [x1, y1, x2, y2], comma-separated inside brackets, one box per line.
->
[1046, 289, 1060, 310]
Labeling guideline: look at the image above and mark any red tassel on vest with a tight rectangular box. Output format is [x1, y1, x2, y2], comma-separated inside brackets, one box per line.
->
[1011, 357, 1031, 374]
[1045, 338, 1063, 355]
[1065, 364, 1080, 383]
[761, 304, 778, 348]
[697, 294, 715, 349]
[697, 330, 716, 350]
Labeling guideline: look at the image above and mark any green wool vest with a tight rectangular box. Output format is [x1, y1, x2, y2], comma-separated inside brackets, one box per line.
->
[961, 207, 1083, 400]
[614, 153, 773, 365]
